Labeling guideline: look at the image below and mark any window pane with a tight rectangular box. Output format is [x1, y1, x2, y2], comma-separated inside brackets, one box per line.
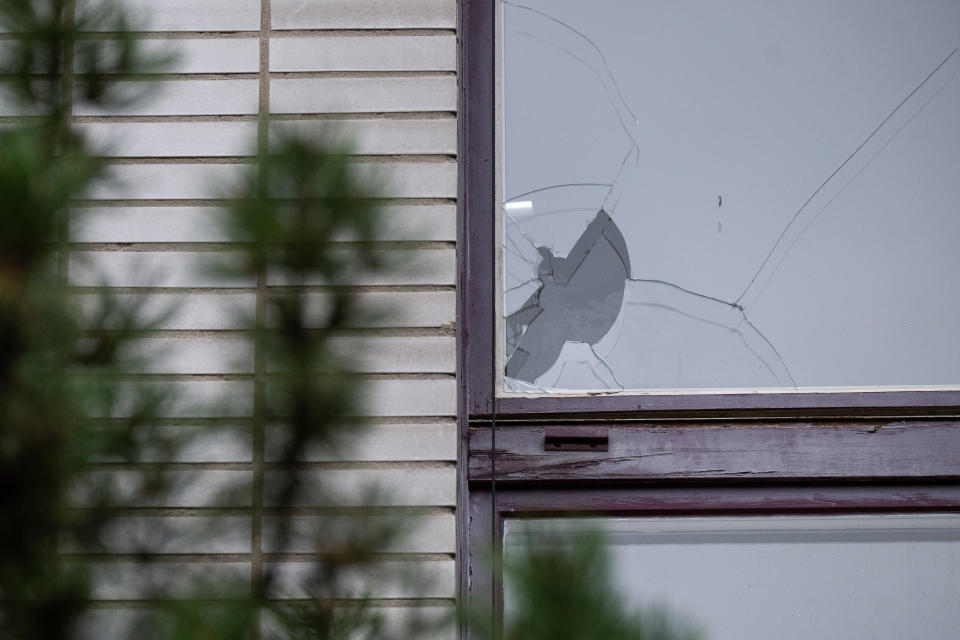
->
[500, 1, 960, 393]
[504, 514, 960, 640]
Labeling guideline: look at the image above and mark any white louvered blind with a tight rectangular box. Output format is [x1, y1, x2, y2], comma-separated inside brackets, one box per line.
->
[6, 0, 460, 636]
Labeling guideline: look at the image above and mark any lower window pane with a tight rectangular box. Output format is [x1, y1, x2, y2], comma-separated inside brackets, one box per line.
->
[504, 514, 960, 640]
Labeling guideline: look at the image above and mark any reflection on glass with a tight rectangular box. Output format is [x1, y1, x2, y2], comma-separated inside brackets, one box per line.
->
[504, 514, 960, 640]
[501, 0, 960, 393]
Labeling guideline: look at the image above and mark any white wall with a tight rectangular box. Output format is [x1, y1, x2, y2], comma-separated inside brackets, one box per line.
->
[26, 0, 458, 635]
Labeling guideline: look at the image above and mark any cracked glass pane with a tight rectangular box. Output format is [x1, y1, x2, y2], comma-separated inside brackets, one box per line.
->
[500, 0, 960, 393]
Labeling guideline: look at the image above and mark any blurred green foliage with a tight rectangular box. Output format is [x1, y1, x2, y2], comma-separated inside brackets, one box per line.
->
[0, 1, 175, 637]
[1, 0, 403, 636]
[468, 530, 704, 640]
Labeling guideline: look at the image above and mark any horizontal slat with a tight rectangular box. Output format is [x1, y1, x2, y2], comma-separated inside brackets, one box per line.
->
[18, 42, 235, 80]
[152, 426, 251, 462]
[89, 425, 253, 462]
[91, 381, 255, 418]
[63, 515, 252, 553]
[164, 380, 255, 417]
[329, 336, 455, 374]
[73, 248, 452, 287]
[367, 161, 457, 198]
[0, 85, 45, 116]
[270, 467, 455, 507]
[80, 606, 456, 640]
[81, 118, 456, 157]
[294, 290, 456, 328]
[71, 204, 455, 242]
[87, 562, 250, 599]
[362, 379, 456, 417]
[72, 470, 251, 507]
[76, 610, 149, 639]
[85, 162, 455, 199]
[71, 207, 232, 242]
[70, 250, 252, 288]
[271, 0, 456, 29]
[77, 38, 260, 74]
[268, 248, 456, 287]
[375, 290, 456, 326]
[130, 336, 452, 374]
[73, 291, 454, 330]
[263, 513, 455, 553]
[124, 337, 252, 373]
[270, 35, 455, 71]
[267, 560, 455, 599]
[370, 203, 457, 240]
[273, 119, 456, 155]
[266, 423, 457, 462]
[74, 80, 259, 116]
[78, 121, 257, 157]
[160, 38, 260, 73]
[74, 292, 255, 331]
[87, 163, 246, 200]
[78, 0, 261, 32]
[266, 606, 456, 640]
[88, 378, 450, 419]
[271, 76, 455, 113]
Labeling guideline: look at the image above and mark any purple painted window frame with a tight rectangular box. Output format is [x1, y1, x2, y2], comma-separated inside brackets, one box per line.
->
[465, 485, 960, 637]
[457, 1, 960, 636]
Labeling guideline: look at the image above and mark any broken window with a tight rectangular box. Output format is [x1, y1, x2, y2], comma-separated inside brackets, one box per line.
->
[500, 0, 960, 393]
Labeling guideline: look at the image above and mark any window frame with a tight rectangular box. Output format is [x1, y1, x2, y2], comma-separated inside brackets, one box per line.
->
[465, 484, 960, 638]
[457, 1, 960, 636]
[460, 0, 960, 419]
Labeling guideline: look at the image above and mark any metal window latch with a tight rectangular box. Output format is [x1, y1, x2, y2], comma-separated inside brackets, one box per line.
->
[544, 426, 609, 452]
